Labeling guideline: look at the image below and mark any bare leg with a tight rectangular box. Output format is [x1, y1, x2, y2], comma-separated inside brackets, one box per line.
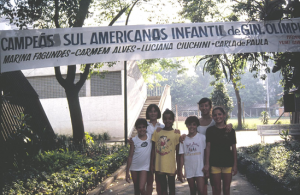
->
[146, 171, 153, 195]
[187, 178, 196, 195]
[203, 182, 208, 195]
[155, 172, 168, 195]
[131, 171, 140, 195]
[221, 173, 232, 195]
[194, 177, 205, 195]
[210, 173, 222, 195]
[139, 171, 148, 195]
[167, 175, 176, 195]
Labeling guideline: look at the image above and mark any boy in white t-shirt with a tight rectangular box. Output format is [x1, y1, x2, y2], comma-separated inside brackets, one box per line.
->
[178, 116, 207, 195]
[126, 118, 152, 195]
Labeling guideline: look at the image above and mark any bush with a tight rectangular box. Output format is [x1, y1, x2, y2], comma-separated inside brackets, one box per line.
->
[2, 144, 129, 194]
[54, 132, 112, 153]
[237, 141, 300, 195]
[260, 111, 270, 124]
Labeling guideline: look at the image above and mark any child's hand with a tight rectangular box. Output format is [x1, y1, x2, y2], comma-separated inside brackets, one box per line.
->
[126, 172, 131, 183]
[174, 129, 180, 134]
[156, 127, 162, 132]
[225, 123, 233, 133]
[179, 134, 186, 143]
[128, 138, 134, 146]
[202, 165, 210, 178]
[232, 165, 238, 176]
[150, 164, 154, 174]
[177, 171, 184, 183]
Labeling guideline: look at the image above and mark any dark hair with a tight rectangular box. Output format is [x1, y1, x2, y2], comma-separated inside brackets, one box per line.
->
[197, 98, 212, 109]
[135, 118, 148, 128]
[212, 106, 226, 115]
[185, 116, 200, 126]
[162, 109, 175, 120]
[146, 104, 161, 119]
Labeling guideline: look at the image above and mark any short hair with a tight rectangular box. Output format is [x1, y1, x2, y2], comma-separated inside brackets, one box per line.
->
[185, 116, 200, 126]
[197, 98, 212, 109]
[146, 104, 161, 119]
[162, 109, 175, 120]
[212, 106, 226, 115]
[135, 118, 148, 128]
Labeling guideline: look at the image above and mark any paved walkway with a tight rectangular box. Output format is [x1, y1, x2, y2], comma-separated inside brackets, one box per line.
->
[99, 131, 282, 195]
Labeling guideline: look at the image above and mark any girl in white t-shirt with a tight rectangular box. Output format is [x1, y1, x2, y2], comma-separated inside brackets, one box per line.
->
[178, 116, 206, 195]
[126, 118, 152, 195]
[129, 104, 164, 195]
[180, 98, 232, 195]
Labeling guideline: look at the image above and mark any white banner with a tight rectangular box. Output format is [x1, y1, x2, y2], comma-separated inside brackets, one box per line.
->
[1, 19, 300, 72]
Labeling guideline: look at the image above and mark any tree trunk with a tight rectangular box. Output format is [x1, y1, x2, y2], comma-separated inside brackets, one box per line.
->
[291, 112, 300, 124]
[66, 89, 84, 144]
[233, 82, 242, 129]
[55, 64, 90, 144]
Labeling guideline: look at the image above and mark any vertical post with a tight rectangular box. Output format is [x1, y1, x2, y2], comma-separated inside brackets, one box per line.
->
[123, 0, 139, 145]
[175, 105, 178, 129]
[243, 102, 245, 124]
[124, 61, 128, 145]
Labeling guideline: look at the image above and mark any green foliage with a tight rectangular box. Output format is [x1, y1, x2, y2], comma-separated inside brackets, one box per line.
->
[2, 145, 129, 194]
[232, 0, 300, 94]
[85, 132, 94, 145]
[280, 129, 291, 144]
[260, 111, 270, 124]
[238, 141, 300, 195]
[157, 63, 214, 106]
[178, 0, 226, 23]
[5, 112, 43, 170]
[137, 58, 187, 88]
[210, 82, 233, 121]
[227, 70, 268, 114]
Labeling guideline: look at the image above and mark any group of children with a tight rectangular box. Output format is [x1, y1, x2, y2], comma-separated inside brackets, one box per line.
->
[126, 98, 237, 195]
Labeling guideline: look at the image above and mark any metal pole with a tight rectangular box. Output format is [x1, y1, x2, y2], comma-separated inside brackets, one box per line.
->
[123, 0, 139, 145]
[242, 102, 245, 124]
[175, 105, 178, 129]
[124, 61, 128, 145]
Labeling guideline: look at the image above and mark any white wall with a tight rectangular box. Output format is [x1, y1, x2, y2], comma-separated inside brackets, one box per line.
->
[40, 96, 124, 137]
[158, 94, 172, 124]
[127, 62, 147, 136]
[30, 61, 147, 138]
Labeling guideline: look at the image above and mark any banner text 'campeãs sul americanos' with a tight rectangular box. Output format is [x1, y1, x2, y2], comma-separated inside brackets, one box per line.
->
[1, 18, 300, 72]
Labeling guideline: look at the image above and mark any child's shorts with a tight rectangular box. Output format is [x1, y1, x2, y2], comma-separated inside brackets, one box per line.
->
[155, 171, 175, 177]
[211, 166, 232, 174]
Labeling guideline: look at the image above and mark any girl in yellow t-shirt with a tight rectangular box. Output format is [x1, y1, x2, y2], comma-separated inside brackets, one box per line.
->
[151, 109, 181, 195]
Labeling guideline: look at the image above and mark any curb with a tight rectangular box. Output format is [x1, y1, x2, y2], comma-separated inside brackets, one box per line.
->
[88, 164, 127, 195]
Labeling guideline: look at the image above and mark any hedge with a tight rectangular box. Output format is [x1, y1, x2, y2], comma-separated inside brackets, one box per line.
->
[2, 145, 129, 194]
[237, 141, 300, 195]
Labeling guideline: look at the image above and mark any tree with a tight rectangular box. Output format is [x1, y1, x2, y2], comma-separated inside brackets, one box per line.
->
[137, 58, 187, 88]
[232, 0, 300, 123]
[157, 63, 214, 106]
[227, 70, 267, 116]
[210, 82, 233, 122]
[178, 0, 272, 129]
[0, 0, 138, 143]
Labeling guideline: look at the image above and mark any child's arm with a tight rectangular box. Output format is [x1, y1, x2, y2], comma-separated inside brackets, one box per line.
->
[175, 144, 180, 176]
[225, 123, 233, 133]
[179, 134, 186, 143]
[126, 143, 134, 183]
[150, 141, 156, 174]
[203, 142, 210, 178]
[178, 154, 184, 183]
[127, 137, 134, 146]
[232, 144, 238, 176]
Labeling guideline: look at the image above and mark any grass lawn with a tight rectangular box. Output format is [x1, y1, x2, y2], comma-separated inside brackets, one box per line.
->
[174, 117, 290, 131]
